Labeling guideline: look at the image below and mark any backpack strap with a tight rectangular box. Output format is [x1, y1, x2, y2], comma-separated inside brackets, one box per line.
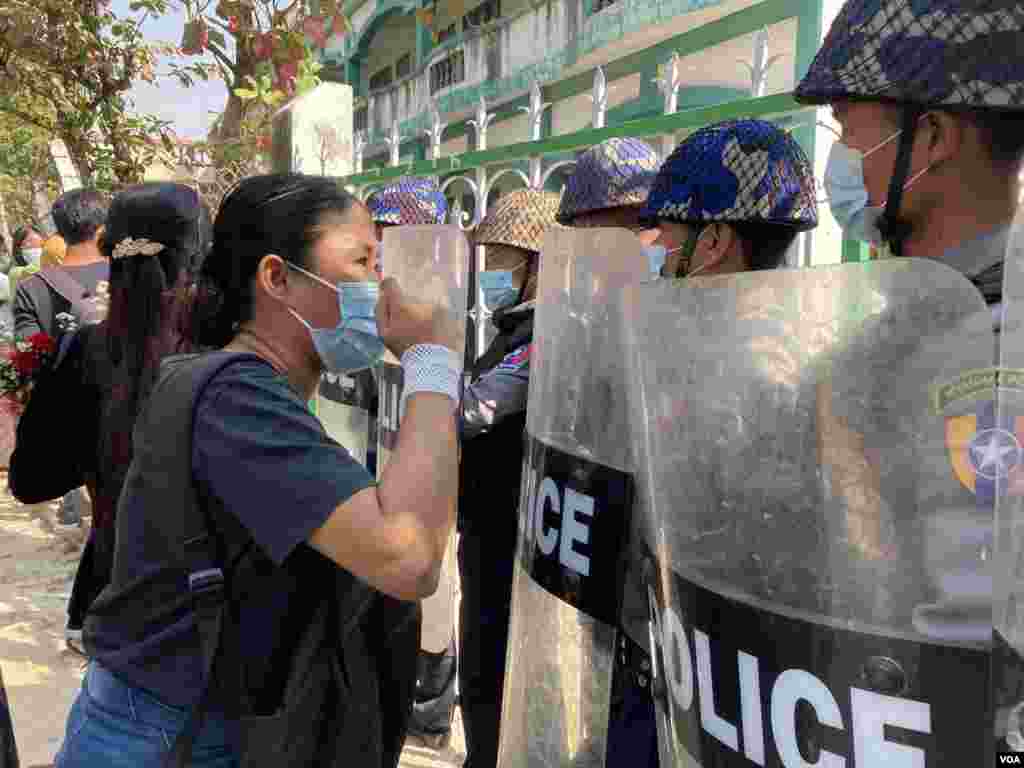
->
[127, 351, 254, 768]
[34, 267, 104, 325]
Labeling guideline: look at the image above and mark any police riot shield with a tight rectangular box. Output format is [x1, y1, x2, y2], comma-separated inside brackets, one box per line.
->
[621, 259, 997, 766]
[375, 224, 469, 692]
[993, 211, 1024, 756]
[497, 228, 646, 768]
[376, 225, 470, 476]
[317, 370, 375, 467]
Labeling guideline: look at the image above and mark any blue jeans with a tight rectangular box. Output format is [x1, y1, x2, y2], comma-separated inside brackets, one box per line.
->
[56, 663, 237, 768]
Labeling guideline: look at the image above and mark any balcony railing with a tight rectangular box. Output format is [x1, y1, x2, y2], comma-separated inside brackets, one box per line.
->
[430, 49, 466, 95]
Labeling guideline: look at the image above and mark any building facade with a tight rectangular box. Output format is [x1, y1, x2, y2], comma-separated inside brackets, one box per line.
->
[319, 0, 861, 267]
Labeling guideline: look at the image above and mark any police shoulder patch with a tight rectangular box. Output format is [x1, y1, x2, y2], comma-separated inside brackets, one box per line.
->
[497, 344, 531, 371]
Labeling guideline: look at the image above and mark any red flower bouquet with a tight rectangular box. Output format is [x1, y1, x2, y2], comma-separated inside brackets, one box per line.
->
[0, 333, 57, 404]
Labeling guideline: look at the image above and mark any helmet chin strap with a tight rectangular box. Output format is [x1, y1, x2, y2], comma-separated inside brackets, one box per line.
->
[876, 106, 924, 257]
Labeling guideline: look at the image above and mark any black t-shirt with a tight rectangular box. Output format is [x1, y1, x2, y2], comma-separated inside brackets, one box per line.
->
[13, 263, 109, 337]
[87, 357, 375, 709]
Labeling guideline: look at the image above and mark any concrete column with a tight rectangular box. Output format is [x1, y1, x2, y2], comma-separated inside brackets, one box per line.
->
[49, 140, 82, 193]
[271, 82, 355, 177]
[271, 82, 365, 447]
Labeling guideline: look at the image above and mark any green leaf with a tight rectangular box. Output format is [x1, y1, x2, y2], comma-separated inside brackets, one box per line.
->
[208, 29, 227, 49]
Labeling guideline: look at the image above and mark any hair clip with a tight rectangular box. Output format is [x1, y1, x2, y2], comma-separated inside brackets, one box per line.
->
[112, 237, 166, 260]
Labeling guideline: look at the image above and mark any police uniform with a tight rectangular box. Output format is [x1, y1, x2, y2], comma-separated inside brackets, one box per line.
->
[557, 137, 662, 768]
[792, 0, 1023, 647]
[459, 190, 559, 768]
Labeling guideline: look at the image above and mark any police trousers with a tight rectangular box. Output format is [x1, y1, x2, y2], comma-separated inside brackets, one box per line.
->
[457, 529, 515, 768]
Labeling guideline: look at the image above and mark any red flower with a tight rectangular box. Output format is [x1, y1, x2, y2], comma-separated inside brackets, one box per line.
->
[11, 350, 37, 377]
[302, 15, 328, 49]
[252, 32, 274, 61]
[228, 15, 240, 32]
[27, 333, 55, 356]
[275, 60, 298, 94]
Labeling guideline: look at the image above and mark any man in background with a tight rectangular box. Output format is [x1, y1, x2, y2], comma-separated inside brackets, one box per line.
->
[14, 189, 109, 531]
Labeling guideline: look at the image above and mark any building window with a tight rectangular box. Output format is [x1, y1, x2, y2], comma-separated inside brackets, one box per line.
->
[354, 106, 368, 134]
[369, 65, 394, 91]
[591, 0, 620, 11]
[430, 49, 465, 94]
[464, 0, 500, 29]
[395, 53, 412, 80]
[437, 22, 457, 43]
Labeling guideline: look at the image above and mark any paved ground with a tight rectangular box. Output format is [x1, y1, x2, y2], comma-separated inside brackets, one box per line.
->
[0, 482, 465, 768]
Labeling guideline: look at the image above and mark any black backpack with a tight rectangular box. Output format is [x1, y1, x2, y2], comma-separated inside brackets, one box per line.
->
[33, 266, 108, 332]
[84, 351, 420, 767]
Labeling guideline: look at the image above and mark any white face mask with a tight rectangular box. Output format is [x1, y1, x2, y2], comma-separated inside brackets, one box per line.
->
[823, 123, 931, 246]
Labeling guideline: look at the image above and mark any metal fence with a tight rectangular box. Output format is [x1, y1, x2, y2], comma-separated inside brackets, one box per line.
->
[337, 0, 822, 359]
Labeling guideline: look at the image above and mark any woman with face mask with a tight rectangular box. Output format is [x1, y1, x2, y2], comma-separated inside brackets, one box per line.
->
[7, 226, 44, 301]
[11, 226, 43, 270]
[458, 188, 560, 768]
[53, 174, 463, 767]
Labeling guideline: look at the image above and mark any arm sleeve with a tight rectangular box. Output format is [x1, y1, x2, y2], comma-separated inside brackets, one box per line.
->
[193, 364, 376, 566]
[461, 344, 531, 440]
[13, 280, 46, 338]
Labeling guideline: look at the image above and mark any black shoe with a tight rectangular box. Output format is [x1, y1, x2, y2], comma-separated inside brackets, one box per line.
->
[57, 491, 83, 527]
[65, 627, 87, 658]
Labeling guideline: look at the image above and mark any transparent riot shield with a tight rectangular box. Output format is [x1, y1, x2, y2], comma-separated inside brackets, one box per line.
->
[994, 211, 1024, 754]
[497, 228, 646, 768]
[376, 225, 469, 475]
[317, 370, 374, 467]
[375, 225, 469, 717]
[621, 259, 996, 766]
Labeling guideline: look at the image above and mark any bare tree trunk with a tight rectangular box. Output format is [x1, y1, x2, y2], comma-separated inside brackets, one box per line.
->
[31, 178, 54, 235]
[0, 192, 11, 259]
[213, 91, 246, 143]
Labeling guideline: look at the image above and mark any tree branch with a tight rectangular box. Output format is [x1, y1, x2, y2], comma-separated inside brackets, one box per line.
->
[206, 15, 232, 32]
[0, 102, 55, 135]
[207, 42, 237, 82]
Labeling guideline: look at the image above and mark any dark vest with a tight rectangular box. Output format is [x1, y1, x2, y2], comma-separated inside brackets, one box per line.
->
[458, 307, 533, 538]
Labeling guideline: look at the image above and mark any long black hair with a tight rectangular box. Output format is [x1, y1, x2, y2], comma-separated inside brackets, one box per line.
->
[88, 183, 203, 530]
[101, 183, 202, 386]
[194, 173, 361, 349]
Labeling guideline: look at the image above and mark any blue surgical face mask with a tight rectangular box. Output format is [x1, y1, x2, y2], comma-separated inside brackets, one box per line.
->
[479, 260, 526, 310]
[642, 244, 668, 277]
[823, 127, 930, 246]
[823, 141, 889, 245]
[642, 229, 709, 279]
[638, 244, 679, 278]
[287, 263, 385, 374]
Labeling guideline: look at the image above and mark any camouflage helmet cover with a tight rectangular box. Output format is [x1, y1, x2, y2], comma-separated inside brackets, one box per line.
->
[641, 118, 818, 231]
[795, 0, 1024, 110]
[556, 137, 659, 224]
[366, 177, 448, 225]
[473, 189, 561, 254]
